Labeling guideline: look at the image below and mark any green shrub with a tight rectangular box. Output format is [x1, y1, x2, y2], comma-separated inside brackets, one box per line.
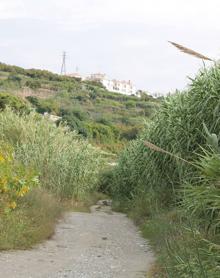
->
[120, 126, 141, 140]
[0, 92, 29, 112]
[95, 117, 112, 126]
[0, 188, 62, 250]
[26, 97, 59, 114]
[0, 63, 25, 75]
[0, 142, 39, 213]
[25, 80, 41, 90]
[126, 100, 136, 108]
[7, 74, 22, 83]
[85, 122, 120, 144]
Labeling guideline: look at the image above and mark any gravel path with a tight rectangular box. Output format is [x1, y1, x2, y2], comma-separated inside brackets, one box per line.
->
[0, 201, 154, 278]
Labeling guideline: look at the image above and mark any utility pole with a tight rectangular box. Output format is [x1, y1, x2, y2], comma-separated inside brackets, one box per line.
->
[60, 51, 67, 75]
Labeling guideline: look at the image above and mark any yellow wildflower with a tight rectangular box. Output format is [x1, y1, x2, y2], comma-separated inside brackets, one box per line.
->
[0, 177, 7, 186]
[0, 179, 8, 193]
[16, 185, 30, 197]
[0, 154, 5, 162]
[22, 185, 30, 194]
[8, 201, 17, 209]
[2, 185, 9, 193]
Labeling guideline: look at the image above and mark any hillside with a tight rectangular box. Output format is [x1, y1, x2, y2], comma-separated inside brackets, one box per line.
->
[0, 62, 160, 152]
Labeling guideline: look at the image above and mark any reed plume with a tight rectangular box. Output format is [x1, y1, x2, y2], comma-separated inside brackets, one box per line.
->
[144, 140, 194, 165]
[168, 41, 213, 61]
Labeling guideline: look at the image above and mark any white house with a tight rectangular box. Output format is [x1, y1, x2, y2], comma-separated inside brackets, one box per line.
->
[87, 73, 137, 96]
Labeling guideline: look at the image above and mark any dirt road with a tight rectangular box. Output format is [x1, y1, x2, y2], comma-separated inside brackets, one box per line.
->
[0, 201, 154, 278]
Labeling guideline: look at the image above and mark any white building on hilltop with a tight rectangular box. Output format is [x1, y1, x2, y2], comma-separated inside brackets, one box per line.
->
[87, 73, 137, 96]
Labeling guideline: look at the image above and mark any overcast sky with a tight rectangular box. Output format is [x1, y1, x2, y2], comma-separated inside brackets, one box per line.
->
[0, 0, 219, 94]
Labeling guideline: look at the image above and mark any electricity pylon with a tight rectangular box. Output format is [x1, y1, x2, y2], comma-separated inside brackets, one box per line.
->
[60, 51, 67, 75]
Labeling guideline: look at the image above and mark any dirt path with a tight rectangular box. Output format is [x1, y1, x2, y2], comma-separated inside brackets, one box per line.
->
[0, 201, 154, 278]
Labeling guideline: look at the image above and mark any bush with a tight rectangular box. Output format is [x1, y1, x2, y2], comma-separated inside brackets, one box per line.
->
[85, 122, 120, 144]
[25, 80, 41, 90]
[0, 63, 25, 75]
[60, 112, 89, 137]
[0, 188, 62, 250]
[0, 92, 29, 112]
[126, 101, 136, 108]
[0, 142, 39, 213]
[120, 126, 141, 140]
[7, 74, 22, 83]
[95, 117, 112, 126]
[26, 97, 59, 114]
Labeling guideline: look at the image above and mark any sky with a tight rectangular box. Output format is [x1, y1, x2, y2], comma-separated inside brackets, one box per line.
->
[0, 0, 219, 94]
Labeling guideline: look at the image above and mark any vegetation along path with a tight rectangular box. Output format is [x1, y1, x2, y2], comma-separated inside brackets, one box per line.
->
[0, 201, 154, 278]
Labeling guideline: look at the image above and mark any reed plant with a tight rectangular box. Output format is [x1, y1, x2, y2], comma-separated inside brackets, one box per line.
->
[105, 64, 220, 276]
[0, 108, 106, 198]
[111, 65, 220, 204]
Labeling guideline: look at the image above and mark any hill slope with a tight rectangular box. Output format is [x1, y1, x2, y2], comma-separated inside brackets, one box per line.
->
[0, 62, 160, 152]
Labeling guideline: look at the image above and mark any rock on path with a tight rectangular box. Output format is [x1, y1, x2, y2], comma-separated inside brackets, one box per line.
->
[0, 201, 154, 278]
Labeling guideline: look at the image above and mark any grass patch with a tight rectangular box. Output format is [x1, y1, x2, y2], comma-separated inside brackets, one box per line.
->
[0, 190, 107, 250]
[0, 189, 63, 250]
[140, 210, 182, 277]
